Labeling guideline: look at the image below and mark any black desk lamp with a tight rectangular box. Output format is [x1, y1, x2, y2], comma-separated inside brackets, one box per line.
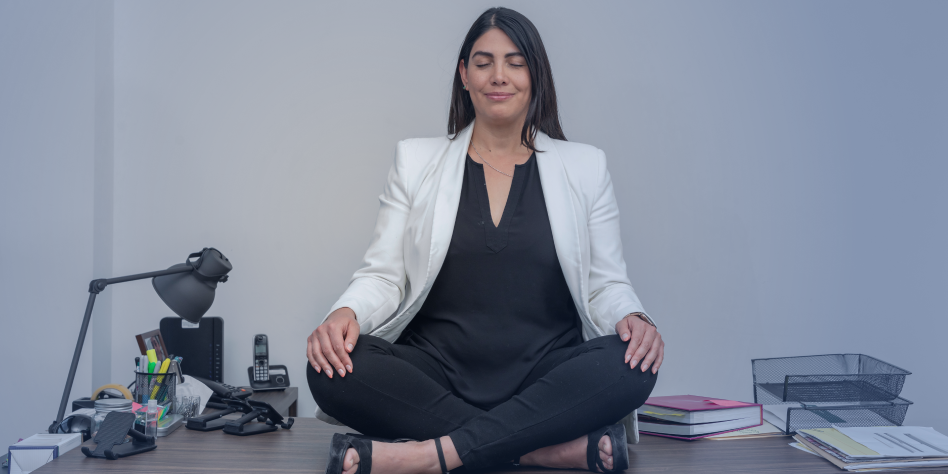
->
[48, 247, 232, 434]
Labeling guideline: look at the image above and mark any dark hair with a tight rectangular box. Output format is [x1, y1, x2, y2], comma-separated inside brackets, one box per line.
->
[448, 7, 565, 150]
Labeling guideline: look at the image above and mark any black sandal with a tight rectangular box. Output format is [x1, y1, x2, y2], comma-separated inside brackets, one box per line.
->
[434, 437, 449, 474]
[326, 433, 373, 474]
[587, 424, 629, 472]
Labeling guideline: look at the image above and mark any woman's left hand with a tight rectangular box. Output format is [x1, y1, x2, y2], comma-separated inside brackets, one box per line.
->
[616, 314, 664, 374]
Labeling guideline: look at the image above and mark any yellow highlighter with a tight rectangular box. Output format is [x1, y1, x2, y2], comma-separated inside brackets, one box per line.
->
[150, 358, 171, 399]
[146, 349, 157, 373]
[145, 349, 157, 387]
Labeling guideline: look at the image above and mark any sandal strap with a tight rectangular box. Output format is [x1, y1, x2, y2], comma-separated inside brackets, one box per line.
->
[434, 438, 449, 474]
[587, 426, 604, 472]
[587, 424, 628, 473]
[354, 437, 373, 474]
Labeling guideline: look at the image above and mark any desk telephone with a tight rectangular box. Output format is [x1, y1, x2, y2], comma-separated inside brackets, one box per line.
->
[247, 333, 290, 390]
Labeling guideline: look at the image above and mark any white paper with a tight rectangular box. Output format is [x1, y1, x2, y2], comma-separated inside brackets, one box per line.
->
[763, 404, 797, 432]
[842, 459, 948, 470]
[789, 442, 822, 457]
[708, 420, 784, 438]
[835, 426, 948, 459]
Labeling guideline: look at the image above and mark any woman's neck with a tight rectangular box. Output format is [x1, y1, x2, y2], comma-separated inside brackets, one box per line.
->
[470, 119, 531, 158]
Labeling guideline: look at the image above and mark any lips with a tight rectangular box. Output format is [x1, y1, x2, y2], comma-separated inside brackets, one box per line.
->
[486, 92, 515, 100]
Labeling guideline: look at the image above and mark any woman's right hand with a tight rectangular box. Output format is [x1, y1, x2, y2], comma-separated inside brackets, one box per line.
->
[307, 307, 360, 378]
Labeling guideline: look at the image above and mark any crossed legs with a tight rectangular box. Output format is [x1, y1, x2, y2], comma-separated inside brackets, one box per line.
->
[307, 334, 657, 471]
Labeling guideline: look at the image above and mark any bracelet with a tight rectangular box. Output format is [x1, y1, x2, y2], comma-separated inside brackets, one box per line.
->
[628, 312, 656, 327]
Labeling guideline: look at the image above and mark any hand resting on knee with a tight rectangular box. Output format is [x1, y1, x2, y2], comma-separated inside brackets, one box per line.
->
[307, 307, 360, 379]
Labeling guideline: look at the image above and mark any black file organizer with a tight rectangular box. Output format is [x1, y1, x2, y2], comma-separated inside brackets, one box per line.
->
[752, 354, 913, 434]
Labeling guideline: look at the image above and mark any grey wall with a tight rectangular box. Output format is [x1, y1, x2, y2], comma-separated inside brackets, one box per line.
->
[0, 0, 112, 447]
[2, 1, 946, 448]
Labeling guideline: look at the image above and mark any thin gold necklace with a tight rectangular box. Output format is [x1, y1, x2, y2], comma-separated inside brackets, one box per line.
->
[471, 142, 513, 178]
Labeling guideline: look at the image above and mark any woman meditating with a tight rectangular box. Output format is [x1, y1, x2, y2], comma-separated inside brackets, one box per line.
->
[306, 7, 663, 474]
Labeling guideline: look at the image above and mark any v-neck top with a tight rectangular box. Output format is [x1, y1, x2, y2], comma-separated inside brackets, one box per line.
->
[396, 153, 583, 410]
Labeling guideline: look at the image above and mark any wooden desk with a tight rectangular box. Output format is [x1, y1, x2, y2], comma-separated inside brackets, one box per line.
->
[34, 418, 947, 473]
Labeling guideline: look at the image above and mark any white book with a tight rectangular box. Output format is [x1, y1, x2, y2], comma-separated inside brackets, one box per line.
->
[638, 415, 763, 436]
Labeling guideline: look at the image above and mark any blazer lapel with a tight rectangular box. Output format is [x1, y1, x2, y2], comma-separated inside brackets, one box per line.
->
[535, 132, 587, 315]
[421, 123, 474, 295]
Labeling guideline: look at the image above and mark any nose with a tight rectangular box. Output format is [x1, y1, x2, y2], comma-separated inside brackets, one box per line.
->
[490, 64, 508, 86]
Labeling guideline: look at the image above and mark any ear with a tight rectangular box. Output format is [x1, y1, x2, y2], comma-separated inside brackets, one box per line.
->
[458, 59, 468, 88]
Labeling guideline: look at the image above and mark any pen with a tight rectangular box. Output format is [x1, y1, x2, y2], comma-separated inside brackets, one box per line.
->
[151, 358, 172, 399]
[156, 355, 178, 402]
[135, 356, 143, 402]
[151, 357, 171, 400]
[174, 357, 184, 383]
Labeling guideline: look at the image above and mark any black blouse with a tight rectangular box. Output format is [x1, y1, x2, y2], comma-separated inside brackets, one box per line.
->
[397, 153, 582, 410]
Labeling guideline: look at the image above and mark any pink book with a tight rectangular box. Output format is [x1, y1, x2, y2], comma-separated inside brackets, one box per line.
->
[638, 395, 763, 440]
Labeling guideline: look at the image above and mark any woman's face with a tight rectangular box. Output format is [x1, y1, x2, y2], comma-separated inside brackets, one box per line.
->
[460, 28, 532, 127]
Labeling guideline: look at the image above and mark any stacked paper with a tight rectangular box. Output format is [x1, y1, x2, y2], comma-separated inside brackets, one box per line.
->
[794, 426, 948, 471]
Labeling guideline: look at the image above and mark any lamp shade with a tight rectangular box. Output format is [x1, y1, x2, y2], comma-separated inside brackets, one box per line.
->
[152, 248, 232, 323]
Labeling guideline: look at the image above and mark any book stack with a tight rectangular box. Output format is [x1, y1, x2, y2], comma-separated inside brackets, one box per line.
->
[794, 426, 948, 471]
[638, 395, 763, 440]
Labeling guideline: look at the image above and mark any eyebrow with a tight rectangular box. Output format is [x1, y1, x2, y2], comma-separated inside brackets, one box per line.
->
[471, 51, 525, 59]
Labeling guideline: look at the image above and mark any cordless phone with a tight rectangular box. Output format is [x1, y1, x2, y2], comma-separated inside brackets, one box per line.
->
[252, 334, 269, 383]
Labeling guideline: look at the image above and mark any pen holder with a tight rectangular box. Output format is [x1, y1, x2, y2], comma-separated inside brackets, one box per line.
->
[133, 370, 176, 414]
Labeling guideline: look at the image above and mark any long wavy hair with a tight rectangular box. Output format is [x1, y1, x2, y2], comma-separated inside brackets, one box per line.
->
[448, 7, 566, 151]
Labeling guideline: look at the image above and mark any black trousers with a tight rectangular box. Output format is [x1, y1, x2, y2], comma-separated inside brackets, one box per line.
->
[307, 334, 657, 470]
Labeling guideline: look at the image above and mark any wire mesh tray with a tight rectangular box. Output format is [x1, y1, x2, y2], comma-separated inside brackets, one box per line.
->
[765, 398, 913, 434]
[752, 354, 910, 403]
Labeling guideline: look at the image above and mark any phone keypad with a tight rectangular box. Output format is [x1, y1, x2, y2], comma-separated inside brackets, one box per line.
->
[254, 360, 269, 381]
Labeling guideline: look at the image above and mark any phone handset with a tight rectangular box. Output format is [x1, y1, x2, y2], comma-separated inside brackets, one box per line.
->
[253, 334, 269, 383]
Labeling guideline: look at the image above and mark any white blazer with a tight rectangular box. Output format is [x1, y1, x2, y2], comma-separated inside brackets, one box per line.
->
[326, 122, 654, 338]
[317, 123, 653, 439]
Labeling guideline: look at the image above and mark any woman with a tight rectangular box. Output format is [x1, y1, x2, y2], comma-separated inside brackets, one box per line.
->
[306, 7, 664, 474]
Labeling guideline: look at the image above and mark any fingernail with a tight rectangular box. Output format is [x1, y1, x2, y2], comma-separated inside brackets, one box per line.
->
[326, 368, 333, 378]
[337, 368, 345, 377]
[347, 343, 353, 352]
[346, 364, 352, 373]
[642, 363, 649, 371]
[630, 359, 638, 368]
[625, 354, 631, 363]
[622, 333, 629, 340]
[315, 366, 321, 373]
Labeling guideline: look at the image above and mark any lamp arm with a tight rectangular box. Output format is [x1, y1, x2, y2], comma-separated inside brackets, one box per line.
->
[92, 265, 194, 293]
[49, 291, 97, 433]
[49, 264, 194, 434]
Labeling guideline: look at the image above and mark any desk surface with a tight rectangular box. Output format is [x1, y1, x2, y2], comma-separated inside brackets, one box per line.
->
[34, 418, 948, 473]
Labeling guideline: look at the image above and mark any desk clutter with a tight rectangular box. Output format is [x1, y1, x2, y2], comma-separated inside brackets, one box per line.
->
[794, 426, 948, 471]
[639, 352, 948, 472]
[755, 354, 913, 434]
[17, 328, 295, 472]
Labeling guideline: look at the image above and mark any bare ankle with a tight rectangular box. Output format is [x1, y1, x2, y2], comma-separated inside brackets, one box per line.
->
[371, 440, 454, 474]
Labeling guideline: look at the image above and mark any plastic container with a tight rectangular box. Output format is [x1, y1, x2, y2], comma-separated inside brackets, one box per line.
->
[93, 398, 133, 433]
[144, 400, 158, 440]
[752, 354, 910, 403]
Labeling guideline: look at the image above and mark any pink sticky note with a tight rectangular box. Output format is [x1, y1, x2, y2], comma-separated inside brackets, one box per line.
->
[705, 399, 748, 407]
